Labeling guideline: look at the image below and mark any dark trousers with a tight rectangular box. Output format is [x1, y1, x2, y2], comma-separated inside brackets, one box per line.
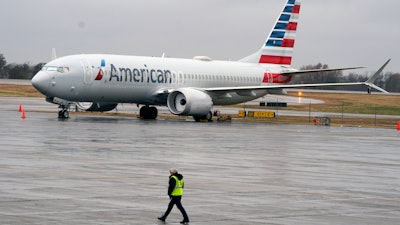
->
[162, 196, 189, 221]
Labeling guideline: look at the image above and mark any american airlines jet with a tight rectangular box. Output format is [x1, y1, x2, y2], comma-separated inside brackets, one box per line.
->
[31, 0, 388, 121]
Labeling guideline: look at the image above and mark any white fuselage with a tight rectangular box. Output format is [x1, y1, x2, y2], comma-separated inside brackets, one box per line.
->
[33, 54, 284, 106]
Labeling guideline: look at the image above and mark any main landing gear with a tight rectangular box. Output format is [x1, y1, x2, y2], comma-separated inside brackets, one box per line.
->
[193, 111, 213, 122]
[139, 105, 158, 119]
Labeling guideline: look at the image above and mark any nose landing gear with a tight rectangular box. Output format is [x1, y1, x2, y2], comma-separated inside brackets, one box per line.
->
[58, 104, 70, 119]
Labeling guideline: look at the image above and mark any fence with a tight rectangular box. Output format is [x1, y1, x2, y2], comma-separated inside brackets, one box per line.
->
[235, 103, 400, 129]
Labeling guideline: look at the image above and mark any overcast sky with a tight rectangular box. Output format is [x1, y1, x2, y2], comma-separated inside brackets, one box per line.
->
[1, 0, 399, 74]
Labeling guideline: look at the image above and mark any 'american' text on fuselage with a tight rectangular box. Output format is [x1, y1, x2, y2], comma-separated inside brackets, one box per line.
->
[109, 64, 172, 84]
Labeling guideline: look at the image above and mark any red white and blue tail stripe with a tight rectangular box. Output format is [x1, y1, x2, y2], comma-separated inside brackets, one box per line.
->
[240, 0, 301, 67]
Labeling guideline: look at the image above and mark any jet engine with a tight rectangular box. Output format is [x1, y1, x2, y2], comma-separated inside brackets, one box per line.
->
[167, 88, 213, 117]
[75, 102, 118, 112]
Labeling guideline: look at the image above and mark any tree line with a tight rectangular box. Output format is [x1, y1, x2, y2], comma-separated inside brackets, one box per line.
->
[0, 53, 399, 92]
[0, 54, 44, 79]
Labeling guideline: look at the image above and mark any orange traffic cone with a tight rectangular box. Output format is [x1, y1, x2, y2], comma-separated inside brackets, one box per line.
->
[21, 110, 26, 119]
[18, 104, 23, 112]
[397, 121, 400, 131]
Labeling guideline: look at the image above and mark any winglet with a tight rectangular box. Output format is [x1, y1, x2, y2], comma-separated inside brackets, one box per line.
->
[364, 59, 391, 93]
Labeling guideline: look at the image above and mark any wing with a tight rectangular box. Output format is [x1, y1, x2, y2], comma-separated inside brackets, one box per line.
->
[280, 66, 364, 76]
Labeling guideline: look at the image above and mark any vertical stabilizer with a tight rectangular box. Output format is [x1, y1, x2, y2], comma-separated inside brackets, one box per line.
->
[239, 0, 301, 67]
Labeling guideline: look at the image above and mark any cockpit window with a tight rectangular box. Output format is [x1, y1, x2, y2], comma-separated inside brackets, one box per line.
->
[41, 66, 69, 73]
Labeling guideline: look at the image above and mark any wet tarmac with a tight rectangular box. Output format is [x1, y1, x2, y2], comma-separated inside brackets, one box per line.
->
[1, 97, 400, 225]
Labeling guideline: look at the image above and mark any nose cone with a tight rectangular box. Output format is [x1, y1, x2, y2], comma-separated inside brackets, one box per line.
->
[31, 71, 50, 95]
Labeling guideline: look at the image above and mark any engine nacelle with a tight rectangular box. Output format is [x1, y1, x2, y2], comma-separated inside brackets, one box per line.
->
[75, 102, 118, 112]
[167, 88, 213, 116]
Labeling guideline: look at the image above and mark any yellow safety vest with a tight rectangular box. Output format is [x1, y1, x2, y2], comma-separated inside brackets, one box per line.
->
[170, 175, 184, 196]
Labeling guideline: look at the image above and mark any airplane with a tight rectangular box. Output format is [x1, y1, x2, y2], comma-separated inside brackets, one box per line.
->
[31, 0, 389, 121]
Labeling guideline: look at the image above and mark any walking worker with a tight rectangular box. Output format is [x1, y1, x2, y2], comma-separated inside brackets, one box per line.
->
[158, 168, 190, 224]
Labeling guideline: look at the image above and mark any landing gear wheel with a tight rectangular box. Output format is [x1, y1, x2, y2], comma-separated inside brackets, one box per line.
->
[139, 106, 158, 119]
[205, 111, 213, 122]
[193, 111, 213, 122]
[148, 106, 158, 119]
[193, 115, 201, 122]
[58, 108, 69, 119]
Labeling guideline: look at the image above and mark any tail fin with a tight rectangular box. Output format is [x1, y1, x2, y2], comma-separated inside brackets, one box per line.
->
[239, 0, 301, 66]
